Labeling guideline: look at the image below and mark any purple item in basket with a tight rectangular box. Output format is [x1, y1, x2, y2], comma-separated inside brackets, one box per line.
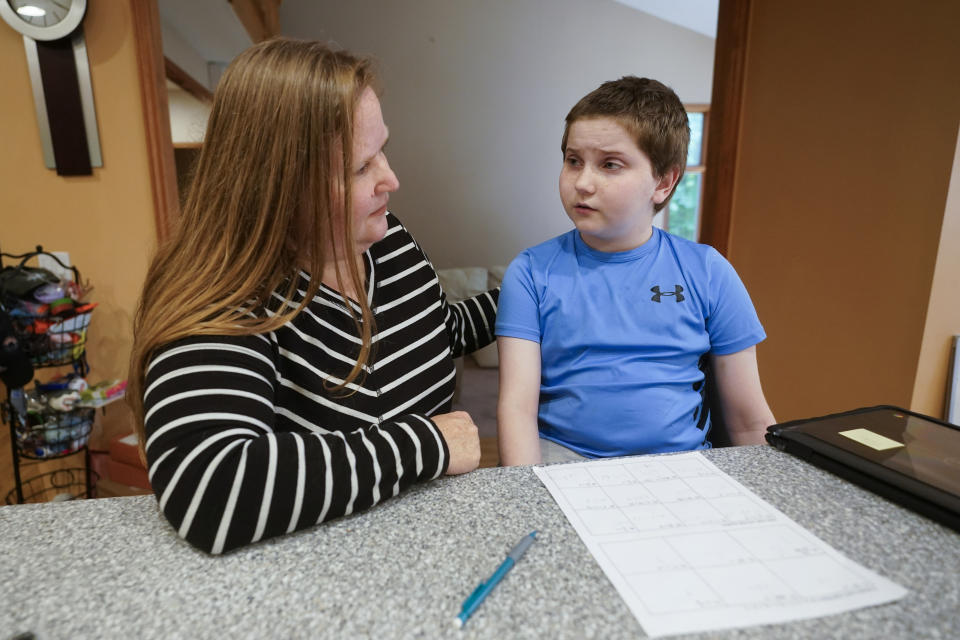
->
[32, 282, 67, 303]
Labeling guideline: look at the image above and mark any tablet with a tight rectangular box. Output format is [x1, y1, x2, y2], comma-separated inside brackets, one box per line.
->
[765, 405, 960, 532]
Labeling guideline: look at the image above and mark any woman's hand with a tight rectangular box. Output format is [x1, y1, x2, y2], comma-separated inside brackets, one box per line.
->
[432, 411, 481, 474]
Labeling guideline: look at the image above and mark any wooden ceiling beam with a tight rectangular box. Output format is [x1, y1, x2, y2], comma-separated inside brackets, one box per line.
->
[165, 57, 214, 103]
[229, 0, 282, 43]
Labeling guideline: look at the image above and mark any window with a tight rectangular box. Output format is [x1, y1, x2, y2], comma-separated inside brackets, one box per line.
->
[661, 105, 708, 241]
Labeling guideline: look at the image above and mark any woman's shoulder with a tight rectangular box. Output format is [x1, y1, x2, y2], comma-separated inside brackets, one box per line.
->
[147, 333, 277, 378]
[369, 211, 432, 266]
[382, 210, 413, 240]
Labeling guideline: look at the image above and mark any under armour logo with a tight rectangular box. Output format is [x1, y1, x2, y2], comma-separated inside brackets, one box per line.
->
[651, 285, 684, 302]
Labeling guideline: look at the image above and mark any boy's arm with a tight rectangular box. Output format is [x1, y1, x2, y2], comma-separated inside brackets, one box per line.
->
[497, 336, 542, 465]
[711, 345, 776, 445]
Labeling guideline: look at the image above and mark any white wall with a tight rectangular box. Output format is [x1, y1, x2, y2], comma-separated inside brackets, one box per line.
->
[161, 17, 214, 145]
[160, 20, 213, 90]
[282, 0, 715, 268]
[166, 80, 209, 144]
[159, 0, 251, 89]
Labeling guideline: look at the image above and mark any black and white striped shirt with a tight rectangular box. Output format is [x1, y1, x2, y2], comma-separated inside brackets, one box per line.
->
[143, 214, 498, 553]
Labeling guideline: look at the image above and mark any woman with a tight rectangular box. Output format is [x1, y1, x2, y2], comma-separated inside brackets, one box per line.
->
[129, 39, 497, 554]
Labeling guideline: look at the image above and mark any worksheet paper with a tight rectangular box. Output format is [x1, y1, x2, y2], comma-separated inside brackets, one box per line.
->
[533, 452, 906, 637]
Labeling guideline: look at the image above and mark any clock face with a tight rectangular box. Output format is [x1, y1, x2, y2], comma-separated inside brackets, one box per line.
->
[8, 0, 71, 27]
[0, 0, 85, 40]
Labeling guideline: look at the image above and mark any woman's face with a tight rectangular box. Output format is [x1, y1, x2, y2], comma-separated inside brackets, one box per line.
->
[348, 87, 399, 255]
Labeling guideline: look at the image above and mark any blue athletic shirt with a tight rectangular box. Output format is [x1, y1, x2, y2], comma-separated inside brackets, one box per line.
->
[495, 227, 766, 457]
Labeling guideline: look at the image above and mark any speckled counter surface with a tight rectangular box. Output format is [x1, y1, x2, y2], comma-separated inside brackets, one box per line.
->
[1, 446, 958, 639]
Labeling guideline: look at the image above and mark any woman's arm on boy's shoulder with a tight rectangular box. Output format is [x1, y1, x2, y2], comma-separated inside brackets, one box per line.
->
[497, 336, 542, 465]
[711, 345, 776, 445]
[444, 289, 499, 358]
[407, 229, 498, 358]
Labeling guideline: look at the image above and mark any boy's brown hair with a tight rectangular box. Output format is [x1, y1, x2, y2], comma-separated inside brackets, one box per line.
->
[561, 76, 690, 212]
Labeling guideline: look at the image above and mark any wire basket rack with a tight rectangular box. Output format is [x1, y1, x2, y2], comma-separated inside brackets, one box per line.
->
[9, 310, 92, 369]
[2, 393, 95, 459]
[4, 467, 99, 505]
[2, 246, 99, 504]
[1, 245, 92, 373]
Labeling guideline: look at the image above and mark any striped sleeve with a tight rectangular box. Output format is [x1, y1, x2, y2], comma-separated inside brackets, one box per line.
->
[143, 334, 449, 554]
[444, 289, 499, 358]
[404, 228, 499, 358]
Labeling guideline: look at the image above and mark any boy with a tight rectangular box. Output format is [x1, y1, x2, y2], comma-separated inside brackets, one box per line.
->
[496, 77, 774, 465]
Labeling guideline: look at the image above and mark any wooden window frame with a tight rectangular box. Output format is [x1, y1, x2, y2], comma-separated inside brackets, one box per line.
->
[131, 0, 178, 243]
[662, 104, 709, 240]
[684, 103, 710, 174]
[698, 0, 751, 256]
[165, 57, 214, 104]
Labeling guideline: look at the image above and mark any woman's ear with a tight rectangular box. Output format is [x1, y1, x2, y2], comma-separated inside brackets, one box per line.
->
[653, 165, 683, 204]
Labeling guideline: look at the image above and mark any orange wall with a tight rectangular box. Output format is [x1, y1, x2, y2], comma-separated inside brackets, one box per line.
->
[727, 0, 960, 420]
[1, 3, 156, 440]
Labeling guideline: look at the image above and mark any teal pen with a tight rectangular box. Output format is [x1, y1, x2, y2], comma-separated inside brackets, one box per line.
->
[454, 531, 538, 628]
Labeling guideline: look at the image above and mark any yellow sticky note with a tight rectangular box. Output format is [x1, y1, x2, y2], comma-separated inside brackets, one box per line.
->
[839, 428, 904, 451]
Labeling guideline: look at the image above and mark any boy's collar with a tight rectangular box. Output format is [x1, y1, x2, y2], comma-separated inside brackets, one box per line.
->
[573, 227, 660, 263]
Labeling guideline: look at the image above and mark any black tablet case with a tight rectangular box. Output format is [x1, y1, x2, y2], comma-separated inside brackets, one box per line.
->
[766, 405, 960, 533]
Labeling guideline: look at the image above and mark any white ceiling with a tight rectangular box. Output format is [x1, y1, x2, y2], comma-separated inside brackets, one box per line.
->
[613, 0, 718, 39]
[158, 0, 251, 63]
[157, 0, 717, 71]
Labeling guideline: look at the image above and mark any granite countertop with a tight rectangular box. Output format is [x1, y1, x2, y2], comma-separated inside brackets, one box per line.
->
[1, 446, 958, 639]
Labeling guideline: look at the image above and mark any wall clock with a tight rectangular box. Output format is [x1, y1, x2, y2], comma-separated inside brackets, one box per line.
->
[0, 0, 102, 175]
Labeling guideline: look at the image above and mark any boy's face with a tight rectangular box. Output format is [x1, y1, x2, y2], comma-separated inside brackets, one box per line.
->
[560, 117, 679, 252]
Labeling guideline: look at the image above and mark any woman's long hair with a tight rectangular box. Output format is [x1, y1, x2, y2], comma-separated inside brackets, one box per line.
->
[129, 39, 376, 445]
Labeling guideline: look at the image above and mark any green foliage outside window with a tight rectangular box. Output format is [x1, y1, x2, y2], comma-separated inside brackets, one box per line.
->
[668, 173, 701, 241]
[665, 110, 706, 241]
